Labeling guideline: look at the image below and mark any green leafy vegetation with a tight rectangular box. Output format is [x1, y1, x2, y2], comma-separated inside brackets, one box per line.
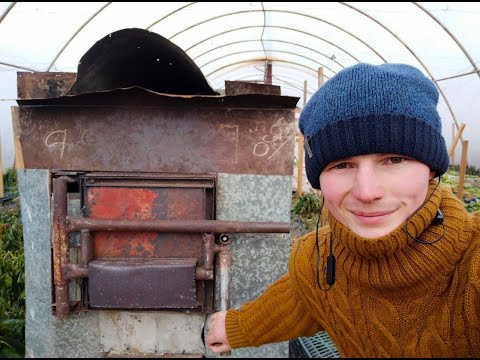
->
[442, 166, 480, 213]
[292, 191, 320, 218]
[0, 168, 24, 358]
[291, 192, 321, 234]
[449, 164, 480, 177]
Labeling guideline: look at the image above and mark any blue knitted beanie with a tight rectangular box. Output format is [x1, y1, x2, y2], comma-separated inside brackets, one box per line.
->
[299, 63, 449, 189]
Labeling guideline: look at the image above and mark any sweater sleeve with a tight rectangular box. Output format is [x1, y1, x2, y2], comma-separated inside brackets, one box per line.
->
[225, 272, 322, 349]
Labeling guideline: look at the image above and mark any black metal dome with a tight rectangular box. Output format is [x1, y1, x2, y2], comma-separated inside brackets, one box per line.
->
[68, 28, 217, 95]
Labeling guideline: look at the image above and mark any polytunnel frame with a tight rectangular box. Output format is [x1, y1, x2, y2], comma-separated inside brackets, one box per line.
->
[199, 49, 337, 76]
[163, 5, 474, 136]
[1, 2, 478, 137]
[192, 39, 347, 72]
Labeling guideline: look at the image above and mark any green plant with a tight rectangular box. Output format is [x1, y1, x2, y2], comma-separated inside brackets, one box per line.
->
[449, 164, 480, 176]
[0, 168, 25, 358]
[466, 165, 480, 176]
[291, 192, 321, 233]
[291, 192, 320, 217]
[3, 168, 18, 199]
[442, 167, 480, 213]
[0, 208, 23, 252]
[0, 253, 25, 358]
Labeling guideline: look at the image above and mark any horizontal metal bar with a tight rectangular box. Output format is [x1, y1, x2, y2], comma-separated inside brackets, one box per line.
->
[65, 263, 214, 281]
[195, 266, 213, 281]
[67, 217, 290, 234]
[64, 263, 88, 280]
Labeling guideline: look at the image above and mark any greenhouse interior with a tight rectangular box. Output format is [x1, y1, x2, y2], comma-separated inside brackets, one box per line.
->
[0, 2, 479, 358]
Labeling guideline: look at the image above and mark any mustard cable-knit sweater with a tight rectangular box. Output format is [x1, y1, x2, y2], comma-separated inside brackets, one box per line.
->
[225, 182, 480, 357]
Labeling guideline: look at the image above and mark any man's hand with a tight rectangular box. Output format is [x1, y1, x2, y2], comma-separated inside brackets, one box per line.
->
[207, 311, 232, 353]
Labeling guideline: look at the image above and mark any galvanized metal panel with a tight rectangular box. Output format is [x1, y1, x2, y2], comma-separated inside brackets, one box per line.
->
[18, 169, 55, 357]
[89, 258, 197, 309]
[19, 169, 102, 357]
[216, 173, 292, 223]
[212, 173, 292, 358]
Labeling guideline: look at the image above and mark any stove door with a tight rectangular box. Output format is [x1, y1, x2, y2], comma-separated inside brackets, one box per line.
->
[81, 173, 215, 312]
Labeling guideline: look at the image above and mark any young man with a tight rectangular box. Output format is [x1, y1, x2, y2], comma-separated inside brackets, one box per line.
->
[207, 63, 480, 357]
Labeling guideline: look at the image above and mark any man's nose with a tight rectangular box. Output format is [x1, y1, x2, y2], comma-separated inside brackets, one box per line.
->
[351, 166, 384, 202]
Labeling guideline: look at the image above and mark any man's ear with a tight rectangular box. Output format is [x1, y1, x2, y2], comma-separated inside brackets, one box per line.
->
[429, 170, 436, 180]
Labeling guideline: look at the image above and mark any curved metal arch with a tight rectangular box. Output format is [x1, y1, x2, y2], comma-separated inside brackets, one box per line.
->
[200, 49, 337, 76]
[169, 9, 386, 62]
[413, 2, 479, 79]
[260, 2, 267, 60]
[339, 2, 459, 133]
[168, 9, 261, 40]
[207, 58, 320, 79]
[0, 2, 16, 26]
[186, 25, 360, 63]
[46, 2, 112, 71]
[193, 39, 346, 70]
[0, 60, 37, 72]
[436, 69, 480, 82]
[146, 2, 196, 29]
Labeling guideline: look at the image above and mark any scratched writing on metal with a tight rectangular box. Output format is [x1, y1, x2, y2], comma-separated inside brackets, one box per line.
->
[45, 130, 67, 159]
[253, 118, 295, 160]
[219, 124, 239, 164]
[80, 129, 91, 145]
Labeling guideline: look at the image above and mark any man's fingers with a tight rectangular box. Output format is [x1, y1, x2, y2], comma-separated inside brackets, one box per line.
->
[207, 311, 230, 353]
[208, 342, 230, 354]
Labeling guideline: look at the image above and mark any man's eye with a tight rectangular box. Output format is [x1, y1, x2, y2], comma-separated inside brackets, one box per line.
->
[389, 157, 405, 164]
[334, 163, 348, 169]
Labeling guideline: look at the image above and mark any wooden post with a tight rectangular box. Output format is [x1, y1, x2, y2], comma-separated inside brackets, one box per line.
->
[318, 67, 324, 88]
[297, 80, 308, 195]
[448, 123, 465, 159]
[11, 106, 24, 170]
[0, 132, 3, 198]
[451, 123, 455, 164]
[457, 140, 468, 200]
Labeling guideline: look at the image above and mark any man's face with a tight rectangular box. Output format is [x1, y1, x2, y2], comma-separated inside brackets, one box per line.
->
[319, 153, 435, 238]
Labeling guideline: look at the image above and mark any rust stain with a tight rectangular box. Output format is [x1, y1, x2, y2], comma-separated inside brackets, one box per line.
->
[88, 187, 158, 219]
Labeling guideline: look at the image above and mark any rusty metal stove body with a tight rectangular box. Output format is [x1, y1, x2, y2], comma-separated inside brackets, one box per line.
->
[15, 74, 298, 358]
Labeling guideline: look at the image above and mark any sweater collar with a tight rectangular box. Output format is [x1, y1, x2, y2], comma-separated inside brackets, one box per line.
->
[328, 181, 472, 291]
